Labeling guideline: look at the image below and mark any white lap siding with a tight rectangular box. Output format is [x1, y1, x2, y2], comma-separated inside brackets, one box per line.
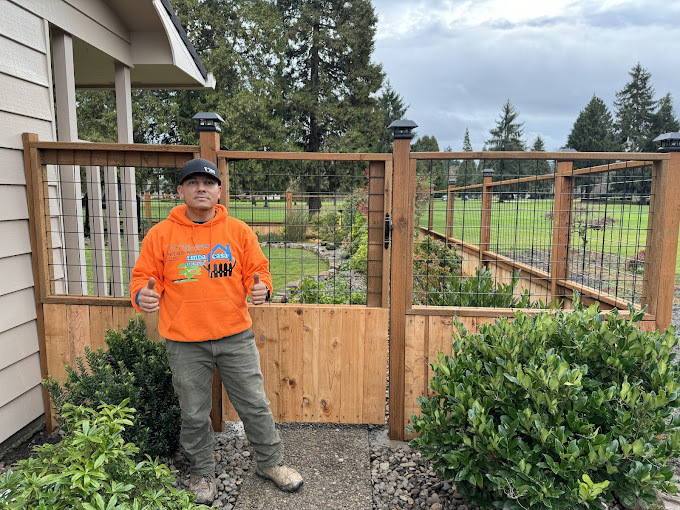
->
[0, 1, 54, 444]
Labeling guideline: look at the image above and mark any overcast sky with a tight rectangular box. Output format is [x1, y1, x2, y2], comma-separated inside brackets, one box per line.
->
[370, 0, 680, 152]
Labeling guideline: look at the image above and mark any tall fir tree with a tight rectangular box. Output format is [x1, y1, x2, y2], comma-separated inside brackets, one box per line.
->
[567, 96, 619, 154]
[485, 101, 526, 197]
[529, 135, 553, 197]
[614, 63, 657, 152]
[276, 0, 385, 211]
[651, 93, 680, 146]
[565, 95, 619, 197]
[412, 135, 448, 190]
[375, 81, 408, 153]
[457, 128, 479, 187]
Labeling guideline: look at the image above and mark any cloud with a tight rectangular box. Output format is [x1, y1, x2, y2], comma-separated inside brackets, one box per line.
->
[372, 0, 680, 152]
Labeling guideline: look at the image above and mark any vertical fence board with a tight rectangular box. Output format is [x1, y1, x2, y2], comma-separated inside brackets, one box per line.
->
[302, 307, 320, 421]
[362, 308, 388, 424]
[340, 308, 364, 423]
[404, 315, 427, 438]
[43, 303, 68, 382]
[88, 305, 113, 352]
[318, 308, 342, 422]
[66, 305, 90, 364]
[104, 166, 124, 297]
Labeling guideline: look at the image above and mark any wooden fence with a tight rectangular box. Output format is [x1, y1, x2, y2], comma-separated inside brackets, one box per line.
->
[21, 129, 680, 441]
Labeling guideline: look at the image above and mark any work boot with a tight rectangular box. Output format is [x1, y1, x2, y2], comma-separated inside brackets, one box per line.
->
[189, 473, 217, 504]
[256, 463, 304, 492]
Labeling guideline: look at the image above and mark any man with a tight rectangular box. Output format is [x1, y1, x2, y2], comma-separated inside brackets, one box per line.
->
[130, 158, 303, 504]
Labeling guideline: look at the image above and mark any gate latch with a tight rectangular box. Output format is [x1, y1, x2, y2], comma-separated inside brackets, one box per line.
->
[384, 213, 392, 249]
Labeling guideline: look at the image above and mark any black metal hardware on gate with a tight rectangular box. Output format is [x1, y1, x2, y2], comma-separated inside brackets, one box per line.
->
[384, 213, 392, 249]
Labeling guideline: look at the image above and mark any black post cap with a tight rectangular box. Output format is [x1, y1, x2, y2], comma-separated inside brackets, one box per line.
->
[388, 119, 418, 140]
[193, 112, 224, 133]
[654, 132, 680, 153]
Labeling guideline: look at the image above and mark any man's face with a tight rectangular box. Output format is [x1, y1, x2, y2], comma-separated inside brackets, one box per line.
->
[177, 174, 221, 212]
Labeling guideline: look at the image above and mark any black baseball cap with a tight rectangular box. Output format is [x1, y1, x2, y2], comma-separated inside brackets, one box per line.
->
[179, 158, 221, 185]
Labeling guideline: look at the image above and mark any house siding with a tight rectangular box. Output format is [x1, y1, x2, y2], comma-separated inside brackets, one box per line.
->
[0, 2, 53, 444]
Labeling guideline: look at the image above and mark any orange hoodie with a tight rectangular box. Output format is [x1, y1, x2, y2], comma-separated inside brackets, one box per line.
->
[130, 204, 272, 342]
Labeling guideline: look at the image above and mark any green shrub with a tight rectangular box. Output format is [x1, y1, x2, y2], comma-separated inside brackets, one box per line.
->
[421, 266, 543, 308]
[0, 401, 208, 510]
[413, 239, 462, 303]
[282, 209, 309, 242]
[409, 298, 680, 509]
[289, 276, 364, 305]
[350, 229, 369, 274]
[44, 316, 180, 460]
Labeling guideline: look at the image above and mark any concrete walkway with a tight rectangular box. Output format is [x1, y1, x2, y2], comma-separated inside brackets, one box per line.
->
[235, 423, 373, 510]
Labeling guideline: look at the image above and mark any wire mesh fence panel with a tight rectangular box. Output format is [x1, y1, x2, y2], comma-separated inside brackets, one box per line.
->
[413, 156, 652, 308]
[42, 151, 188, 297]
[567, 162, 652, 305]
[227, 158, 380, 305]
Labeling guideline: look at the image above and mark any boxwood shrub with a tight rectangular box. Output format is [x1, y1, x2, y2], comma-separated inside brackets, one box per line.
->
[409, 297, 680, 509]
[44, 316, 180, 460]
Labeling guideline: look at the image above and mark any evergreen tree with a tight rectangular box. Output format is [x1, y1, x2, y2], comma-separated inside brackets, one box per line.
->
[651, 93, 680, 146]
[614, 63, 657, 152]
[276, 0, 385, 212]
[528, 135, 552, 198]
[375, 81, 408, 153]
[457, 128, 479, 187]
[566, 95, 619, 198]
[566, 96, 619, 154]
[412, 135, 447, 190]
[485, 101, 526, 198]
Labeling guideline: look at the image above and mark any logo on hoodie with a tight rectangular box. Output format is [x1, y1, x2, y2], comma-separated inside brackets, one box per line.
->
[203, 243, 236, 279]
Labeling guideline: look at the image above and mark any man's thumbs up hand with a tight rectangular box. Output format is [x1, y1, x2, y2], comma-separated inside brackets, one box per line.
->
[250, 272, 268, 305]
[138, 277, 161, 313]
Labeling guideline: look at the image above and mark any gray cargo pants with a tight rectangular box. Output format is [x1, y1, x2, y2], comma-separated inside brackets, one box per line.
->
[166, 329, 282, 475]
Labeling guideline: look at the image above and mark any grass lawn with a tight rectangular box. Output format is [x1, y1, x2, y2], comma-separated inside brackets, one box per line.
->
[142, 197, 348, 224]
[422, 198, 677, 272]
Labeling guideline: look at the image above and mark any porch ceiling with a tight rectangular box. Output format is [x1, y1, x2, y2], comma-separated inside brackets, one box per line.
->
[74, 0, 214, 90]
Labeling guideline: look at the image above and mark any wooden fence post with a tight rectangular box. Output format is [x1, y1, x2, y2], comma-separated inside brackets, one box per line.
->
[445, 178, 456, 248]
[428, 184, 435, 231]
[196, 113, 226, 433]
[388, 120, 417, 440]
[23, 133, 54, 432]
[642, 150, 680, 330]
[144, 192, 151, 220]
[367, 161, 387, 308]
[286, 192, 293, 218]
[479, 168, 494, 270]
[549, 158, 575, 305]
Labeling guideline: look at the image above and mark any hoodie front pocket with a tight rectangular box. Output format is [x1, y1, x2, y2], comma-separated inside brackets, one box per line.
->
[167, 297, 248, 340]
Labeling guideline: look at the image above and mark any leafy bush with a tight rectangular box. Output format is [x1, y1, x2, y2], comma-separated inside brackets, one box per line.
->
[257, 231, 284, 243]
[409, 298, 680, 509]
[413, 239, 462, 303]
[0, 401, 208, 510]
[289, 276, 365, 305]
[282, 209, 309, 242]
[44, 317, 180, 460]
[419, 266, 544, 308]
[350, 229, 369, 274]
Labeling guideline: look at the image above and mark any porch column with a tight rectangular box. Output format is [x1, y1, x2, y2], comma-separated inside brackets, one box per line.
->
[115, 63, 139, 285]
[52, 29, 86, 294]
